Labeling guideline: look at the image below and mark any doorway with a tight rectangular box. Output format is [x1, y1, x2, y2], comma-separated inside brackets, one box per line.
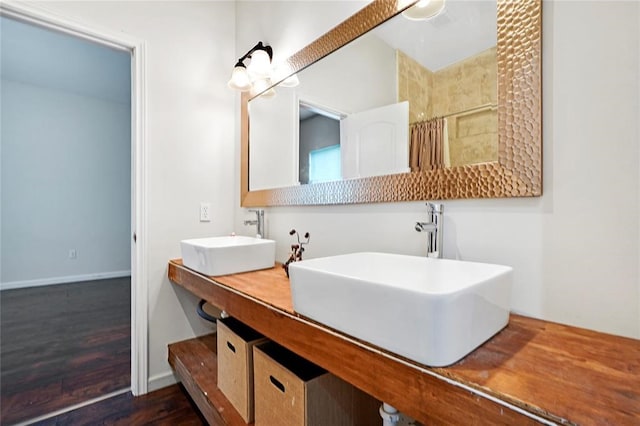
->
[0, 4, 147, 423]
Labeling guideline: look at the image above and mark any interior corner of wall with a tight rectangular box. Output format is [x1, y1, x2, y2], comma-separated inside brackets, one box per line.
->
[147, 370, 178, 394]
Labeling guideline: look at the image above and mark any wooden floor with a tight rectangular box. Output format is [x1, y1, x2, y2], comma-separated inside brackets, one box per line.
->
[1, 278, 131, 425]
[30, 384, 206, 426]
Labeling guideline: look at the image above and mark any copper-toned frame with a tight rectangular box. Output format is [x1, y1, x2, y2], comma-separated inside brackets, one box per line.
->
[241, 0, 541, 207]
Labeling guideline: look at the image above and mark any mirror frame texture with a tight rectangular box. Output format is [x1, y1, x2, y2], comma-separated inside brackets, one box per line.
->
[241, 0, 542, 207]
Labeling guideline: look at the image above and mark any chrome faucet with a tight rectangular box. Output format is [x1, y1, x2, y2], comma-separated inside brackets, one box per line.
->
[415, 202, 443, 258]
[244, 209, 265, 238]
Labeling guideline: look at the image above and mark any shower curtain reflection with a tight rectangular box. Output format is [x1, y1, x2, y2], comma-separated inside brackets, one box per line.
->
[409, 117, 447, 171]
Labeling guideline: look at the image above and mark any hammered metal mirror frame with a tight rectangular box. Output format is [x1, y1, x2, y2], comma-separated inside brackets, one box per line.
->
[240, 0, 542, 206]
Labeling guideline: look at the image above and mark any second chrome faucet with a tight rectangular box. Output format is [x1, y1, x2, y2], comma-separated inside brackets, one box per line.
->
[415, 202, 443, 258]
[244, 209, 265, 238]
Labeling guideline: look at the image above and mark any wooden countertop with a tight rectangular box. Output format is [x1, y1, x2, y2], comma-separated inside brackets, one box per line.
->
[168, 259, 640, 425]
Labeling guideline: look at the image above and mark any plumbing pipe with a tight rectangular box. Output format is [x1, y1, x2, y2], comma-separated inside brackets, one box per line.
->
[379, 403, 400, 426]
[196, 299, 219, 323]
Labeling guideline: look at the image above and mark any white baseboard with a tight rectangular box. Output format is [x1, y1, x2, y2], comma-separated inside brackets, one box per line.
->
[147, 371, 178, 393]
[0, 270, 131, 291]
[12, 388, 131, 426]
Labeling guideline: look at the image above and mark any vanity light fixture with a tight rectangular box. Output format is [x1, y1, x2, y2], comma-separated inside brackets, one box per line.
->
[227, 41, 274, 92]
[402, 0, 446, 21]
[228, 41, 299, 96]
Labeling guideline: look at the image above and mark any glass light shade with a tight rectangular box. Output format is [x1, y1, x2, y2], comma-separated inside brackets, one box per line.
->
[259, 88, 277, 99]
[252, 77, 272, 94]
[247, 48, 272, 78]
[402, 0, 445, 21]
[228, 65, 251, 91]
[251, 78, 277, 99]
[279, 74, 300, 88]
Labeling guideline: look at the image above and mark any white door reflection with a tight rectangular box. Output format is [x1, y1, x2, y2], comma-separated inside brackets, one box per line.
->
[341, 101, 409, 179]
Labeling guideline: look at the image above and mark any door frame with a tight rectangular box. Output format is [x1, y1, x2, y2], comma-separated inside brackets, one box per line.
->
[0, 1, 149, 395]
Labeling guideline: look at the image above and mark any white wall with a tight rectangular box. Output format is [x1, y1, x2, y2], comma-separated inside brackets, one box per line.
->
[33, 1, 238, 388]
[236, 1, 640, 339]
[1, 79, 131, 287]
[295, 33, 397, 114]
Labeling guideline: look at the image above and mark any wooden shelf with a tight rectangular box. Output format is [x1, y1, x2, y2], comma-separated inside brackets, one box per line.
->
[168, 334, 250, 426]
[169, 260, 640, 425]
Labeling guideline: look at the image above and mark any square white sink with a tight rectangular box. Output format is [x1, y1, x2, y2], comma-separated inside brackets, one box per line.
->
[181, 236, 275, 276]
[288, 252, 512, 367]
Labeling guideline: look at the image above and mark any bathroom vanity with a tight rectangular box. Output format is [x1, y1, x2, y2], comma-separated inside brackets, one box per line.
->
[168, 259, 640, 425]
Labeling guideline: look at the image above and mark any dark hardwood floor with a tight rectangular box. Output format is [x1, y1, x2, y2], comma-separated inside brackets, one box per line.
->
[1, 278, 131, 425]
[31, 384, 207, 426]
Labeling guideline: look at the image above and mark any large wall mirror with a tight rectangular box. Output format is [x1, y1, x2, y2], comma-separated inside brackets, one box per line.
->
[241, 0, 541, 206]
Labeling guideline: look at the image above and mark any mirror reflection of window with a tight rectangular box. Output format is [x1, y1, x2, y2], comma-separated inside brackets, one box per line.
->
[298, 103, 342, 184]
[308, 145, 341, 184]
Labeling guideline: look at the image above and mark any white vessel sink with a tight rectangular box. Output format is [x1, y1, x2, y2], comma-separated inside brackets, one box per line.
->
[288, 252, 512, 367]
[181, 236, 275, 276]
